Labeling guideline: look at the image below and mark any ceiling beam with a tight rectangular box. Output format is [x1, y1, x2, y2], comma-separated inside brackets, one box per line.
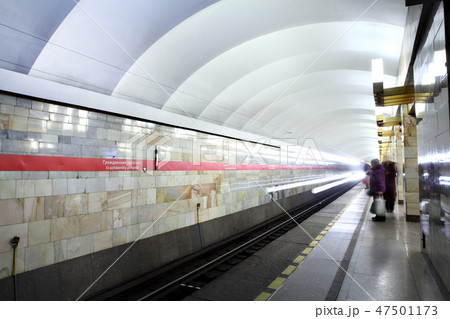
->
[373, 84, 433, 106]
[378, 129, 395, 137]
[376, 115, 402, 127]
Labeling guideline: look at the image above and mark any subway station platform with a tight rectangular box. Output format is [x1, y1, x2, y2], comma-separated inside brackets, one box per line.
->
[269, 186, 446, 301]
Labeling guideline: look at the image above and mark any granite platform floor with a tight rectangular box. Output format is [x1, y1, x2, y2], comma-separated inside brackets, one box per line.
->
[270, 186, 447, 301]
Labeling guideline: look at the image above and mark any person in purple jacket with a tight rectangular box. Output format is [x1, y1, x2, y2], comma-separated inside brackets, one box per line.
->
[369, 158, 386, 221]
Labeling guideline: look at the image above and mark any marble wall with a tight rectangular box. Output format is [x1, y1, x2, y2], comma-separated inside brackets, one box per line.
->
[0, 92, 345, 280]
[414, 2, 450, 290]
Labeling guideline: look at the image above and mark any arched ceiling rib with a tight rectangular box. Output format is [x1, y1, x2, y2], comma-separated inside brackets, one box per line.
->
[29, 0, 220, 94]
[161, 22, 403, 118]
[0, 0, 408, 161]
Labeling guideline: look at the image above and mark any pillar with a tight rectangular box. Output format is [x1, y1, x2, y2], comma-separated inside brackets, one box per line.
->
[402, 104, 420, 221]
[394, 125, 404, 205]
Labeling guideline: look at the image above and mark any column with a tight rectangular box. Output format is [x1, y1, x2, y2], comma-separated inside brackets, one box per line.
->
[394, 125, 404, 205]
[402, 104, 420, 221]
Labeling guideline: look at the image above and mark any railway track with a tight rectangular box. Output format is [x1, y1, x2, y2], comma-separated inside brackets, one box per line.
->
[86, 182, 357, 301]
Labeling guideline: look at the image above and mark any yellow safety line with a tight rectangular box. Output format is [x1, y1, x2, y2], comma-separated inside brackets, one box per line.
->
[282, 265, 297, 276]
[268, 277, 286, 290]
[293, 255, 305, 264]
[253, 187, 365, 301]
[254, 292, 272, 301]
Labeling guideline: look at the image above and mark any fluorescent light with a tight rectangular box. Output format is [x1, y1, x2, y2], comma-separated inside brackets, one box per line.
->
[266, 173, 353, 193]
[434, 50, 447, 77]
[311, 172, 366, 194]
[372, 58, 384, 83]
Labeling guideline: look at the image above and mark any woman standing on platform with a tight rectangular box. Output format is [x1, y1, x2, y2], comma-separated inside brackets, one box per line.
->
[369, 158, 386, 221]
[382, 155, 397, 213]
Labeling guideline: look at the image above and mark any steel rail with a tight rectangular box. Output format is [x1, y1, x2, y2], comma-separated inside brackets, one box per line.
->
[138, 183, 355, 301]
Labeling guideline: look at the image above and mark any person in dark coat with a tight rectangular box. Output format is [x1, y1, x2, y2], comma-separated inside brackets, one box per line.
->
[369, 158, 386, 221]
[382, 155, 397, 212]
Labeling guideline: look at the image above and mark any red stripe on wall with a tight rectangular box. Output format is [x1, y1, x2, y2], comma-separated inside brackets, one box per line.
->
[0, 154, 333, 171]
[0, 154, 154, 171]
[158, 161, 331, 171]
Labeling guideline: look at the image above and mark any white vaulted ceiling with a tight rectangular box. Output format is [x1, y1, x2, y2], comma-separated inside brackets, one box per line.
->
[0, 0, 407, 161]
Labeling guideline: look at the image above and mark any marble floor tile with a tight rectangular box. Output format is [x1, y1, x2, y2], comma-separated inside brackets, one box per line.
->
[271, 188, 445, 301]
[344, 273, 420, 301]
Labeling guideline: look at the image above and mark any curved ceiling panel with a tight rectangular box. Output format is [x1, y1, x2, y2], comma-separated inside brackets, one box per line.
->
[161, 21, 403, 113]
[0, 0, 75, 73]
[114, 0, 405, 105]
[250, 94, 376, 138]
[220, 70, 381, 130]
[29, 0, 218, 94]
[189, 48, 398, 127]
